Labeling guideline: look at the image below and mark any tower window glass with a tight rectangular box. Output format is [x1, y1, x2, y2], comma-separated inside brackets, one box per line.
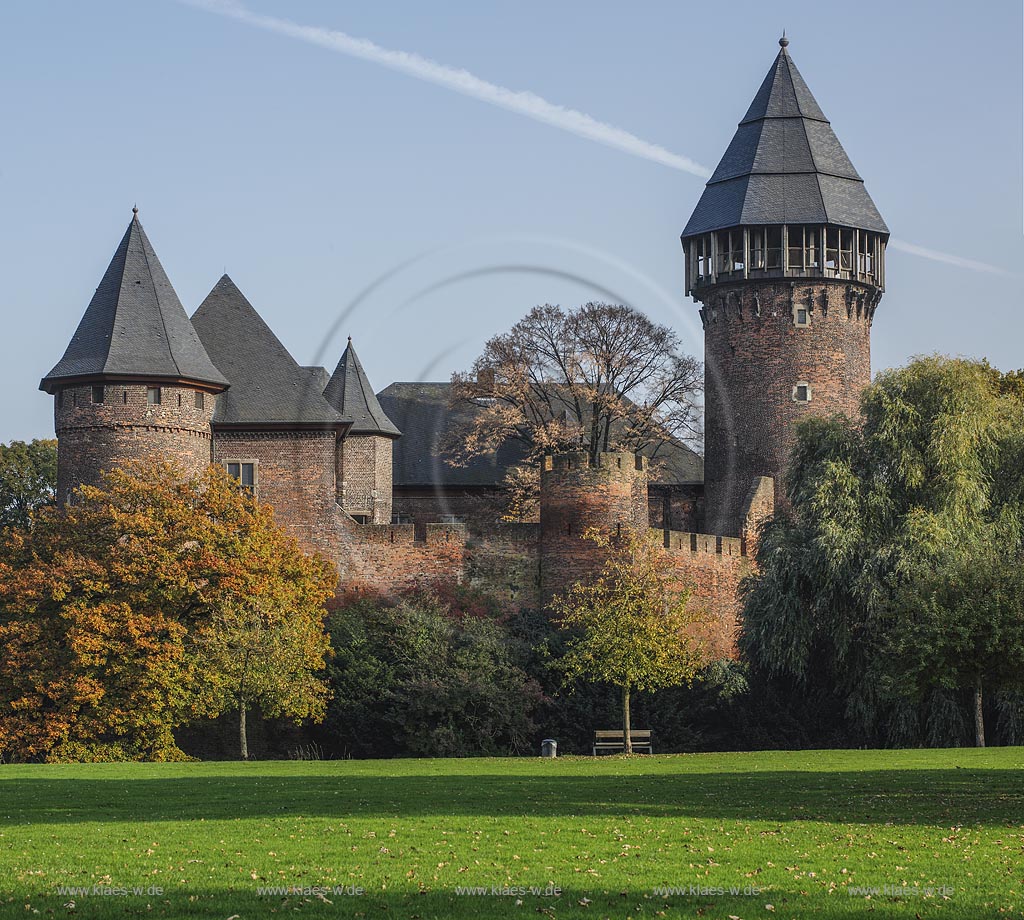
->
[91, 385, 104, 404]
[226, 460, 256, 493]
[147, 386, 161, 405]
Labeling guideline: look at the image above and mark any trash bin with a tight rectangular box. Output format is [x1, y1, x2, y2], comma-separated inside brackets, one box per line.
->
[541, 739, 557, 758]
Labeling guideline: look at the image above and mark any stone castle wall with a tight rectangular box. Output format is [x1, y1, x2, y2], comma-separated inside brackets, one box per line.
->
[337, 434, 393, 524]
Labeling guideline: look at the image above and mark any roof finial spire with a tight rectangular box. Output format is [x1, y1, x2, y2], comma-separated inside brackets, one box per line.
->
[347, 335, 352, 344]
[132, 204, 139, 218]
[779, 31, 789, 49]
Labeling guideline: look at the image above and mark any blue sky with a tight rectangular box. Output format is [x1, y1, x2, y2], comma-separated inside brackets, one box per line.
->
[2, 0, 1021, 440]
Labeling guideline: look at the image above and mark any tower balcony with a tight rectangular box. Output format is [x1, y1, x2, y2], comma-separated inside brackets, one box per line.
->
[684, 224, 886, 298]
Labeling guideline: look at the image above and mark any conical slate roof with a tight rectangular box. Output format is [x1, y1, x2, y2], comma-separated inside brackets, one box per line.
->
[191, 275, 344, 428]
[324, 339, 400, 437]
[682, 38, 888, 239]
[40, 211, 229, 393]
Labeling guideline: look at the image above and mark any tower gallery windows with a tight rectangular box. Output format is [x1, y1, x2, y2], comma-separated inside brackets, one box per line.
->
[686, 224, 884, 292]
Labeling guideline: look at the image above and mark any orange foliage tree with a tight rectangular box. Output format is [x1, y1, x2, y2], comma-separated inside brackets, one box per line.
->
[0, 462, 336, 762]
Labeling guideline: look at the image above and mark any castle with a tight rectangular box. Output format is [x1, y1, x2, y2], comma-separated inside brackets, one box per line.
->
[39, 38, 886, 657]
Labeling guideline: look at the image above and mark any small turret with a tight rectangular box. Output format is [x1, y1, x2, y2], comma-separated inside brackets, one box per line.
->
[41, 210, 228, 500]
[324, 338, 400, 524]
[539, 451, 649, 606]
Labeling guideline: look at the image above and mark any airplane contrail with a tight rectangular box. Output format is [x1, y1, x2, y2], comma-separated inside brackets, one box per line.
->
[176, 0, 711, 178]
[176, 0, 1014, 279]
[887, 238, 1014, 278]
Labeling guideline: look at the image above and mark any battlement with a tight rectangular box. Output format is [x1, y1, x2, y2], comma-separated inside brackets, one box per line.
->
[542, 451, 648, 473]
[350, 520, 468, 547]
[658, 528, 746, 557]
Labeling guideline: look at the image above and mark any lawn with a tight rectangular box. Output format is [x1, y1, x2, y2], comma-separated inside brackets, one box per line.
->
[0, 749, 1021, 919]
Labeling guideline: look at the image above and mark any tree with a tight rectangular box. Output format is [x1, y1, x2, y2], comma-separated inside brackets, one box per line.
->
[448, 303, 702, 519]
[321, 585, 543, 758]
[552, 528, 709, 753]
[0, 439, 57, 529]
[0, 462, 336, 762]
[741, 356, 1024, 747]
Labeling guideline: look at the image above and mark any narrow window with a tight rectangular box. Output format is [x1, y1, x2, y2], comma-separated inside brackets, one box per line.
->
[796, 308, 808, 325]
[122, 389, 128, 404]
[177, 393, 182, 407]
[147, 386, 161, 405]
[793, 382, 812, 402]
[91, 385, 104, 404]
[194, 391, 205, 410]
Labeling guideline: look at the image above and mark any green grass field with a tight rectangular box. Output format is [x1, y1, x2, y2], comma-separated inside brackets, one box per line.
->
[1, 749, 1021, 919]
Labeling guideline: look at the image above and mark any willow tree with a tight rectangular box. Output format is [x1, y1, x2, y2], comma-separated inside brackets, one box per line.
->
[552, 528, 708, 753]
[741, 357, 1024, 747]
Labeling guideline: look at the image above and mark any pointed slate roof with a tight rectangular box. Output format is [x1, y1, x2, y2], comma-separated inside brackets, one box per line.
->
[682, 37, 888, 239]
[40, 211, 229, 393]
[191, 275, 345, 428]
[324, 339, 400, 437]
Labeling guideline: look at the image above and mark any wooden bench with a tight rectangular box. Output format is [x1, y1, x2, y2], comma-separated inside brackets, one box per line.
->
[592, 729, 653, 755]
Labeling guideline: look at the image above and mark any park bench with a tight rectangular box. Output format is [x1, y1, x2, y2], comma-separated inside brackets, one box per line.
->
[592, 729, 653, 755]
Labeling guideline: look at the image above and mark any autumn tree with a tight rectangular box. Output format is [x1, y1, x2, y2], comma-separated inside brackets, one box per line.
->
[0, 462, 336, 762]
[449, 303, 702, 519]
[741, 357, 1024, 748]
[0, 439, 57, 529]
[552, 528, 709, 753]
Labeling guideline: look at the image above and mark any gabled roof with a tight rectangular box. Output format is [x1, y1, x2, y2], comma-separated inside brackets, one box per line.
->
[324, 340, 400, 437]
[378, 382, 703, 489]
[191, 275, 345, 429]
[682, 38, 888, 238]
[40, 211, 228, 393]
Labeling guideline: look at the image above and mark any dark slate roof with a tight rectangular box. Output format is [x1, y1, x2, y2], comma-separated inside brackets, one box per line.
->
[682, 39, 888, 238]
[378, 382, 703, 489]
[324, 340, 400, 437]
[40, 212, 229, 393]
[191, 275, 345, 428]
[304, 366, 331, 390]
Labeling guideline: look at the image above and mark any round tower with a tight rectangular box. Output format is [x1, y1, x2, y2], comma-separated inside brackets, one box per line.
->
[40, 210, 228, 501]
[681, 37, 888, 535]
[539, 451, 649, 606]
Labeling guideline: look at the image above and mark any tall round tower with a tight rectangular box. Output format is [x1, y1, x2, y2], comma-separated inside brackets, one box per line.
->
[40, 210, 229, 501]
[681, 37, 888, 536]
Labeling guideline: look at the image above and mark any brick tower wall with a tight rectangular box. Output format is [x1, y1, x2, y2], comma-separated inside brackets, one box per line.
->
[539, 451, 649, 607]
[54, 383, 215, 501]
[338, 434, 393, 524]
[701, 279, 877, 535]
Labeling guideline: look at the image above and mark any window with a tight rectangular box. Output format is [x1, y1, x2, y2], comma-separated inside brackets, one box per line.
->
[437, 514, 464, 524]
[793, 382, 812, 402]
[351, 514, 369, 525]
[194, 391, 205, 410]
[392, 512, 413, 525]
[794, 307, 809, 326]
[225, 460, 257, 493]
[91, 385, 104, 404]
[147, 386, 162, 405]
[766, 227, 783, 270]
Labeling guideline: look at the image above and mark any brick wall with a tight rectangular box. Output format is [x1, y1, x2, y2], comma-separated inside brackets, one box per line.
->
[699, 279, 877, 534]
[212, 430, 338, 556]
[338, 434, 393, 524]
[54, 383, 215, 501]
